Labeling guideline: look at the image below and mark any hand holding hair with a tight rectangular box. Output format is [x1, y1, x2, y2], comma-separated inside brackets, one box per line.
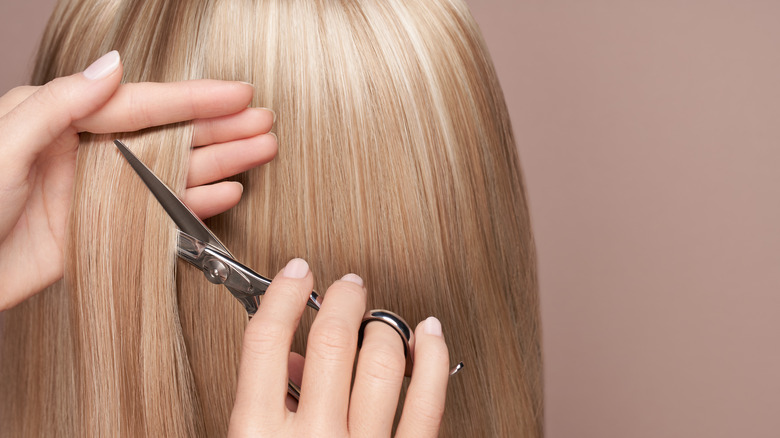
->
[0, 50, 277, 310]
[229, 258, 451, 437]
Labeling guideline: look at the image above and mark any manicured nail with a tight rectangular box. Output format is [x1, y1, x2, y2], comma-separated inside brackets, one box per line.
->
[239, 81, 254, 87]
[83, 50, 120, 80]
[259, 107, 277, 124]
[234, 181, 244, 194]
[423, 316, 443, 337]
[341, 273, 364, 286]
[282, 258, 309, 279]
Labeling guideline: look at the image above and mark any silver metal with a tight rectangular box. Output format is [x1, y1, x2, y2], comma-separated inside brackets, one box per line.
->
[203, 258, 229, 284]
[176, 230, 320, 315]
[114, 139, 462, 403]
[358, 310, 414, 376]
[358, 311, 464, 377]
[113, 140, 230, 254]
[450, 362, 464, 376]
[288, 381, 302, 400]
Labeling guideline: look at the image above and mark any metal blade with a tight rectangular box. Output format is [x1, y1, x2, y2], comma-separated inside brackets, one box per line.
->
[113, 139, 232, 256]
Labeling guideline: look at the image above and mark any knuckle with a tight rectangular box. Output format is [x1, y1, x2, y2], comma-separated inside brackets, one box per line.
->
[297, 423, 345, 438]
[228, 414, 282, 438]
[32, 83, 58, 108]
[193, 118, 214, 145]
[269, 278, 308, 303]
[241, 319, 289, 358]
[361, 342, 406, 383]
[127, 88, 152, 128]
[307, 319, 356, 360]
[413, 398, 446, 425]
[41, 78, 67, 100]
[29, 81, 75, 138]
[210, 147, 230, 177]
[186, 83, 200, 116]
[328, 280, 366, 303]
[36, 78, 74, 111]
[423, 338, 450, 364]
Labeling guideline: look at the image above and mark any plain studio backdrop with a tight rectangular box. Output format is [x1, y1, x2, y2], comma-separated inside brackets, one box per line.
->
[1, 1, 778, 437]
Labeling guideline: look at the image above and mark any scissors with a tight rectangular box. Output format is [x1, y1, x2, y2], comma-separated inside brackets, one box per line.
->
[113, 139, 463, 400]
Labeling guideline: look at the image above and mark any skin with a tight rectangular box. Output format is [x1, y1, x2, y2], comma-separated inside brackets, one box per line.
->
[0, 54, 276, 309]
[230, 260, 452, 437]
[0, 52, 450, 436]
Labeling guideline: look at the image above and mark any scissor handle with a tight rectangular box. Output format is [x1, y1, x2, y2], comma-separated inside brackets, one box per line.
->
[285, 309, 463, 401]
[358, 310, 415, 376]
[112, 140, 463, 402]
[285, 309, 414, 401]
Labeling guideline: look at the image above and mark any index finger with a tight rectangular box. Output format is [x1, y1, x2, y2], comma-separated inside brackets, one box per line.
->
[231, 259, 313, 430]
[73, 80, 253, 133]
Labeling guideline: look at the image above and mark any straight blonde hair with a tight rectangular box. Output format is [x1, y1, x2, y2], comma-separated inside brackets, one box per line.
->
[0, 0, 542, 436]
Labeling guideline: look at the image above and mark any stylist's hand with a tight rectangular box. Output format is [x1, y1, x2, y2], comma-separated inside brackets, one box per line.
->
[229, 258, 451, 437]
[0, 51, 277, 309]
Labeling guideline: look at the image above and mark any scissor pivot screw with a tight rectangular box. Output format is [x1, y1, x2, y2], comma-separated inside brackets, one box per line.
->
[203, 258, 229, 284]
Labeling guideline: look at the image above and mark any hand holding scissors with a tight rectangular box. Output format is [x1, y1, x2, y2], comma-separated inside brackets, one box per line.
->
[114, 132, 463, 435]
[114, 139, 463, 401]
[0, 50, 276, 309]
[0, 46, 458, 435]
[230, 259, 453, 437]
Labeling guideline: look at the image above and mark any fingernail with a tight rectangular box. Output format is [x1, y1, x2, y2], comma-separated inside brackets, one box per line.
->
[234, 181, 244, 193]
[283, 258, 309, 279]
[259, 107, 277, 124]
[83, 50, 120, 80]
[423, 316, 443, 337]
[340, 273, 363, 286]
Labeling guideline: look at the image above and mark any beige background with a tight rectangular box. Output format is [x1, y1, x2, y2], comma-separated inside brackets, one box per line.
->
[2, 1, 779, 437]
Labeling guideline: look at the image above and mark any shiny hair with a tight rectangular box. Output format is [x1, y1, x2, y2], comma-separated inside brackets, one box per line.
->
[0, 0, 542, 436]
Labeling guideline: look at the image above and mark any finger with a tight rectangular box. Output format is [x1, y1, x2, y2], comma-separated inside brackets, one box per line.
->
[1, 51, 123, 166]
[296, 274, 367, 430]
[186, 133, 277, 187]
[286, 352, 305, 412]
[72, 79, 254, 134]
[181, 181, 243, 219]
[349, 322, 407, 437]
[192, 107, 274, 147]
[0, 86, 37, 118]
[396, 317, 450, 438]
[231, 259, 313, 429]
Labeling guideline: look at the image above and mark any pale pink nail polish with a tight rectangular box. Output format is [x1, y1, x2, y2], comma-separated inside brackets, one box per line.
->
[423, 316, 443, 336]
[341, 273, 364, 286]
[283, 258, 309, 279]
[83, 50, 120, 80]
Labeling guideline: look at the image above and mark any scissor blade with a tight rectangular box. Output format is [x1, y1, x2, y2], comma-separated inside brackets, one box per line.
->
[113, 140, 232, 256]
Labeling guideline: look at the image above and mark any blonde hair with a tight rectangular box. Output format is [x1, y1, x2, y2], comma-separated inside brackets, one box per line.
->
[0, 0, 542, 436]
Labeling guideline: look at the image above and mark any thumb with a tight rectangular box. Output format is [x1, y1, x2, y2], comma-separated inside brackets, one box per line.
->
[1, 50, 123, 166]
